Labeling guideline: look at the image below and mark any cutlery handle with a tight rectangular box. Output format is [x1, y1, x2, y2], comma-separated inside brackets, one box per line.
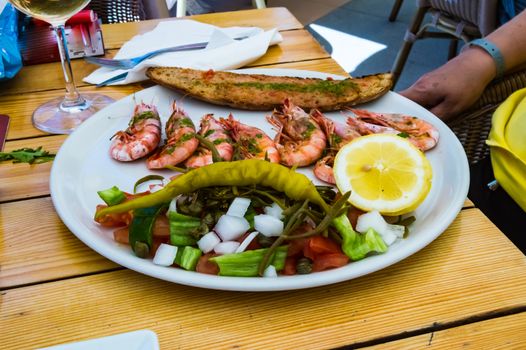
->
[139, 41, 209, 61]
[96, 72, 129, 87]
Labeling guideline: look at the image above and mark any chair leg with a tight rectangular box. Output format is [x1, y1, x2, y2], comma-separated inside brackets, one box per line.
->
[253, 0, 266, 9]
[176, 0, 187, 17]
[389, 0, 404, 22]
[391, 6, 428, 88]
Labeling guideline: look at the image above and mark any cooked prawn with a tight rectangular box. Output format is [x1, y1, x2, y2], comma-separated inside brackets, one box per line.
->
[347, 109, 439, 151]
[110, 103, 161, 162]
[311, 110, 360, 184]
[147, 101, 199, 169]
[266, 99, 326, 167]
[219, 114, 280, 163]
[185, 114, 234, 168]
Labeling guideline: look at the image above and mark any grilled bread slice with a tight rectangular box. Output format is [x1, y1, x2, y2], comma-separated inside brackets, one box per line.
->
[146, 67, 392, 111]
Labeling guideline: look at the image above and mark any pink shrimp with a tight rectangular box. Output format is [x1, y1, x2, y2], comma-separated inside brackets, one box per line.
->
[219, 114, 280, 163]
[146, 102, 199, 169]
[347, 109, 439, 151]
[310, 110, 361, 184]
[185, 114, 234, 168]
[110, 102, 161, 161]
[266, 99, 327, 167]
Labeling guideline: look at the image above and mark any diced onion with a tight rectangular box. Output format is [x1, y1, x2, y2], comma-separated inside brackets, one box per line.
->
[264, 202, 284, 219]
[254, 214, 284, 237]
[167, 198, 177, 215]
[263, 265, 277, 277]
[214, 215, 251, 241]
[386, 223, 405, 238]
[356, 211, 403, 246]
[226, 197, 251, 218]
[152, 243, 178, 266]
[197, 232, 221, 253]
[356, 211, 386, 234]
[235, 231, 259, 253]
[214, 241, 241, 255]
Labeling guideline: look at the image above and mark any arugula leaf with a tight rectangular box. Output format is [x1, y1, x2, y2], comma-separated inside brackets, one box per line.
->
[0, 147, 56, 164]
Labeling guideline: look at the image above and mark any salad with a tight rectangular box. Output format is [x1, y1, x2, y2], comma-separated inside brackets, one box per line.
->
[94, 159, 415, 277]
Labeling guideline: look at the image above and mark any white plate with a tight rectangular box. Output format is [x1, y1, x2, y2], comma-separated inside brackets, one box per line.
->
[39, 329, 159, 350]
[50, 69, 469, 291]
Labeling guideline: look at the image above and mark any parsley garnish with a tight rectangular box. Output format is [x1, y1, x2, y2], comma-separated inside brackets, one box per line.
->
[397, 132, 410, 138]
[0, 147, 56, 164]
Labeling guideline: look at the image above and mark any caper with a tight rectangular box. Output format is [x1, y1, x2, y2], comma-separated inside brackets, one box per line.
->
[257, 234, 274, 248]
[296, 257, 313, 274]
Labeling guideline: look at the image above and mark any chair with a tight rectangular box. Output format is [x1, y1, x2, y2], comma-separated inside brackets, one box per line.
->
[391, 0, 499, 87]
[389, 0, 405, 22]
[89, 0, 169, 23]
[175, 0, 266, 18]
[447, 67, 526, 164]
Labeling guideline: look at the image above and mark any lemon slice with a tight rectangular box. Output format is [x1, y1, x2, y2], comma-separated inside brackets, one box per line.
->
[333, 134, 433, 215]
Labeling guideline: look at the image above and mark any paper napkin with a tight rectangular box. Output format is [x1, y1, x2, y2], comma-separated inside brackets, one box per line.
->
[83, 19, 282, 85]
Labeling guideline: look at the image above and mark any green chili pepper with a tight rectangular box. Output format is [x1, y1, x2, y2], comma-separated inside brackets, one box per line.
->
[178, 246, 202, 271]
[168, 211, 201, 246]
[129, 204, 166, 258]
[210, 246, 288, 277]
[97, 186, 126, 206]
[95, 160, 330, 220]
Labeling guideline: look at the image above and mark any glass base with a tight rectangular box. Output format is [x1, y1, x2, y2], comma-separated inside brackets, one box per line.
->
[32, 93, 115, 134]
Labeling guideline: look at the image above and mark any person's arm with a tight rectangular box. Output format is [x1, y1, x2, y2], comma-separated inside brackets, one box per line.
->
[399, 10, 526, 120]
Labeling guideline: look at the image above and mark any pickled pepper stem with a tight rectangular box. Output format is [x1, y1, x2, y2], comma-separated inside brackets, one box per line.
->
[258, 200, 309, 275]
[252, 189, 286, 209]
[164, 165, 188, 173]
[195, 134, 222, 162]
[285, 192, 350, 239]
[134, 175, 165, 193]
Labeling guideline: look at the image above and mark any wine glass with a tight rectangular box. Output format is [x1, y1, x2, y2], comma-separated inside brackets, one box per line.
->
[8, 0, 114, 134]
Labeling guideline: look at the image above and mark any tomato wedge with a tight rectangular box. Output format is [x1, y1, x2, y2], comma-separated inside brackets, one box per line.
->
[282, 257, 297, 275]
[196, 253, 220, 275]
[312, 253, 349, 272]
[113, 227, 129, 244]
[308, 236, 341, 255]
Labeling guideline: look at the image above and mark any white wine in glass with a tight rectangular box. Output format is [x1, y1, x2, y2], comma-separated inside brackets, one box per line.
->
[9, 0, 114, 134]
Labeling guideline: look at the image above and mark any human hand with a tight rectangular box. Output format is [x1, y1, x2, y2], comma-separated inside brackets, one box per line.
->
[399, 48, 496, 121]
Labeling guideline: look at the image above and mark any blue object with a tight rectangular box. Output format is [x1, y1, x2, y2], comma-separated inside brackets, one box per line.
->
[469, 38, 506, 79]
[0, 3, 22, 81]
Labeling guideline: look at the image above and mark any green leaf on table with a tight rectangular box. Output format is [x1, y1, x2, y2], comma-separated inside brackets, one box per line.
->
[0, 147, 56, 164]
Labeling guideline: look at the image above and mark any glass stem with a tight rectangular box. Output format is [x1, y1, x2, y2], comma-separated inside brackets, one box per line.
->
[53, 25, 85, 108]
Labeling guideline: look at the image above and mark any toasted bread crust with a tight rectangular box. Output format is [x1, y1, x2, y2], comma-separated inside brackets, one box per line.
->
[146, 67, 392, 111]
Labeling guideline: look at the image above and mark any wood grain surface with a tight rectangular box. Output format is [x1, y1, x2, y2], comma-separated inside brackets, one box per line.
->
[364, 312, 526, 349]
[0, 8, 524, 350]
[1, 209, 525, 349]
[102, 7, 304, 50]
[0, 30, 328, 97]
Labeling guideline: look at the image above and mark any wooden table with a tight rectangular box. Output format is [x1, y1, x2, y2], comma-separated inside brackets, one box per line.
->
[1, 8, 525, 349]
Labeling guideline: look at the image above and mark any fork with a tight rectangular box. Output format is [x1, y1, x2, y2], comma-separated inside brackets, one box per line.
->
[85, 41, 210, 70]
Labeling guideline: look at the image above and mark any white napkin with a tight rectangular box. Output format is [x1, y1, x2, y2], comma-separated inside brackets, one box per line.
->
[83, 20, 283, 86]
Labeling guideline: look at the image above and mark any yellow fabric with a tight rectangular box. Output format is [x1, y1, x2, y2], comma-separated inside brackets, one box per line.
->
[486, 88, 526, 212]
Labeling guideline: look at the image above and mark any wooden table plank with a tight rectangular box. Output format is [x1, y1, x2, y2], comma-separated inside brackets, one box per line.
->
[0, 86, 143, 140]
[1, 58, 339, 141]
[0, 197, 119, 289]
[0, 30, 327, 97]
[0, 135, 65, 203]
[102, 7, 303, 49]
[1, 209, 525, 349]
[364, 312, 526, 349]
